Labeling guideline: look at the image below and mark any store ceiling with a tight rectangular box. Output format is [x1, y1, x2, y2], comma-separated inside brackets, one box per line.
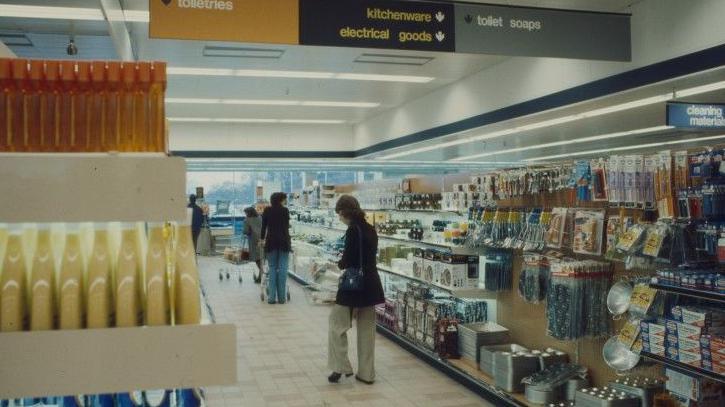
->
[3, 0, 724, 171]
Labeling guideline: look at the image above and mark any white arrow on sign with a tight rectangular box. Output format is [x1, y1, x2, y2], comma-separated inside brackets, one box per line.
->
[435, 31, 445, 42]
[435, 11, 445, 22]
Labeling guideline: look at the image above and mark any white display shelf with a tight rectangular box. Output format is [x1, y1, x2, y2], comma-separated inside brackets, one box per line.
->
[377, 265, 496, 300]
[0, 154, 186, 223]
[292, 240, 340, 262]
[0, 324, 237, 399]
[292, 221, 473, 254]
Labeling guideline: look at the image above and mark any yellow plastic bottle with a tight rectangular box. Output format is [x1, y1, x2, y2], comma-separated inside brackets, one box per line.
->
[29, 224, 56, 331]
[145, 222, 169, 326]
[86, 224, 113, 329]
[174, 210, 201, 325]
[59, 225, 84, 330]
[116, 223, 142, 327]
[1, 225, 27, 331]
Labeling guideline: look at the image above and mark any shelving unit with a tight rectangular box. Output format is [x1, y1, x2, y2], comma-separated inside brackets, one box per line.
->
[639, 352, 724, 384]
[0, 325, 237, 399]
[0, 153, 238, 400]
[377, 265, 497, 299]
[649, 283, 725, 304]
[375, 324, 526, 407]
[292, 221, 473, 254]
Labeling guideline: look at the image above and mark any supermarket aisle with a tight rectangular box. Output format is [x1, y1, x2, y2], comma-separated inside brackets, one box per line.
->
[199, 257, 492, 407]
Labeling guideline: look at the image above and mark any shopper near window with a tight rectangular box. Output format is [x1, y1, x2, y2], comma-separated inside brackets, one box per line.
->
[243, 206, 264, 284]
[261, 192, 291, 304]
[328, 195, 385, 385]
[188, 194, 204, 253]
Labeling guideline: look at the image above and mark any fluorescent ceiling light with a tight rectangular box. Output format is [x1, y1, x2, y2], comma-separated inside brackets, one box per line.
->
[279, 119, 346, 124]
[166, 98, 379, 108]
[168, 117, 345, 124]
[0, 5, 104, 20]
[167, 67, 433, 83]
[525, 133, 725, 162]
[452, 125, 674, 161]
[578, 94, 672, 118]
[675, 80, 725, 98]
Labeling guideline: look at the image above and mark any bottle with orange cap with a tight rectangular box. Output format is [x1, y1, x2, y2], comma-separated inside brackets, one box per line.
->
[0, 58, 12, 151]
[9, 59, 29, 152]
[135, 62, 151, 152]
[121, 62, 136, 152]
[75, 62, 93, 152]
[59, 61, 77, 151]
[27, 60, 45, 152]
[43, 60, 61, 151]
[106, 61, 122, 151]
[150, 61, 167, 153]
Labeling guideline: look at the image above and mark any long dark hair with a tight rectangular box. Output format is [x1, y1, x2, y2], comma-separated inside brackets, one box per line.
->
[335, 195, 366, 223]
[270, 192, 287, 208]
[244, 207, 258, 217]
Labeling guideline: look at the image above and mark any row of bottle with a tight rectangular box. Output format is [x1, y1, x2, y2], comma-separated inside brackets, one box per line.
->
[2, 388, 202, 407]
[0, 218, 199, 332]
[0, 58, 167, 153]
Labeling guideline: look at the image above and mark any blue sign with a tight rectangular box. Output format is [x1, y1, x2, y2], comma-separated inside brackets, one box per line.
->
[667, 102, 725, 129]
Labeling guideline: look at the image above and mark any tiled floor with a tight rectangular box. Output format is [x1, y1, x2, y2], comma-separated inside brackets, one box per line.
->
[199, 257, 493, 407]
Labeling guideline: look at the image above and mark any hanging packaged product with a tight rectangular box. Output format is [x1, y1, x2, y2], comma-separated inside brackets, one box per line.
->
[618, 318, 642, 350]
[674, 150, 690, 192]
[644, 154, 658, 210]
[616, 223, 647, 254]
[519, 253, 551, 304]
[573, 160, 592, 202]
[628, 281, 659, 318]
[590, 158, 608, 201]
[641, 222, 669, 258]
[657, 150, 676, 218]
[572, 210, 605, 256]
[545, 208, 567, 249]
[479, 248, 513, 292]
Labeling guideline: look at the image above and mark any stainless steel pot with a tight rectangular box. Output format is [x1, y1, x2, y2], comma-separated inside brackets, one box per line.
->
[607, 279, 633, 320]
[602, 336, 640, 372]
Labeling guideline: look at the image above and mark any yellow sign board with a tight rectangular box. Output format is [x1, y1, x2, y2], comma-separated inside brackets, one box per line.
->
[149, 0, 300, 45]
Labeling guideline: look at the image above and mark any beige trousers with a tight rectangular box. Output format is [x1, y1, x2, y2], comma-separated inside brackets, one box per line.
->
[327, 305, 376, 382]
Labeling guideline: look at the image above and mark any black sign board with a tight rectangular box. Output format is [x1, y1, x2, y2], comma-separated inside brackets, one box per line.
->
[300, 0, 455, 52]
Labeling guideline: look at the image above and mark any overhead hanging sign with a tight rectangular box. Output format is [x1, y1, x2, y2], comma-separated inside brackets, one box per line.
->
[299, 0, 455, 52]
[148, 0, 299, 44]
[149, 0, 630, 61]
[667, 102, 725, 129]
[454, 3, 631, 61]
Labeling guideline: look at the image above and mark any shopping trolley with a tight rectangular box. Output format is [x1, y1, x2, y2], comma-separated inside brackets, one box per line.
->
[218, 235, 253, 283]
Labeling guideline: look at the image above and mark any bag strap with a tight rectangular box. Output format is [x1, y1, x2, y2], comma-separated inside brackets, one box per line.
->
[355, 224, 364, 271]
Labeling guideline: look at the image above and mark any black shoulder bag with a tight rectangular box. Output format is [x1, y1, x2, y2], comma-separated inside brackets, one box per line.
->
[339, 225, 365, 292]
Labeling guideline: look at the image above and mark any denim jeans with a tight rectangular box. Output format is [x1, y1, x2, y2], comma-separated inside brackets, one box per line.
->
[266, 250, 289, 303]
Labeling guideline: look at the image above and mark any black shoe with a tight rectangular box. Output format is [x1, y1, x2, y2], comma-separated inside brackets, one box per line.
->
[267, 301, 276, 305]
[328, 372, 353, 383]
[355, 375, 374, 385]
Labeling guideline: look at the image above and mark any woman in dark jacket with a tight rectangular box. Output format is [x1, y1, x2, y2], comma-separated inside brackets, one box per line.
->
[328, 195, 385, 385]
[261, 192, 291, 304]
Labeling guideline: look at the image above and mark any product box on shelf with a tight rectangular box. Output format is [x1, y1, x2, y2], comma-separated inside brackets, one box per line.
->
[423, 249, 439, 284]
[666, 319, 725, 340]
[700, 335, 725, 359]
[671, 306, 725, 328]
[665, 335, 702, 353]
[641, 320, 666, 338]
[642, 332, 665, 345]
[642, 341, 665, 355]
[412, 249, 425, 280]
[665, 347, 703, 367]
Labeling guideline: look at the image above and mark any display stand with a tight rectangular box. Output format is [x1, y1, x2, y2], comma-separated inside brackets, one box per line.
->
[0, 152, 238, 400]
